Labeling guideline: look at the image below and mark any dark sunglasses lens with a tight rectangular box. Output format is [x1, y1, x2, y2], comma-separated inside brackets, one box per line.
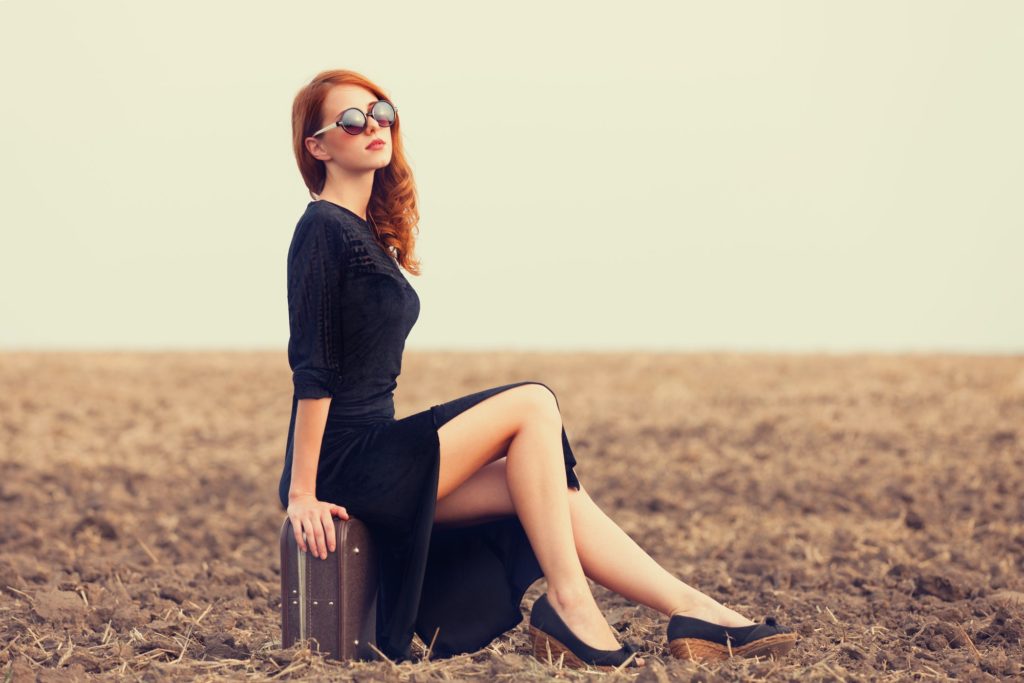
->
[371, 101, 396, 127]
[340, 109, 367, 134]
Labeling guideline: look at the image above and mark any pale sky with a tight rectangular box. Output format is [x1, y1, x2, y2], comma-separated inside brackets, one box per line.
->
[1, 1, 1021, 353]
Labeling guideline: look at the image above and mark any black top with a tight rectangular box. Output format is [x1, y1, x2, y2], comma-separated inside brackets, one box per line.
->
[280, 198, 422, 510]
[286, 199, 420, 422]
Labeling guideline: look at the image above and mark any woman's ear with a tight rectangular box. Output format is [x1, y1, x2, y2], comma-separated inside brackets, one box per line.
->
[305, 136, 330, 162]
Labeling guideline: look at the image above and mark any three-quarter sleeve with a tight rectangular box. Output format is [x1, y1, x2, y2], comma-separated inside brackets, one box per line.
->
[286, 216, 345, 399]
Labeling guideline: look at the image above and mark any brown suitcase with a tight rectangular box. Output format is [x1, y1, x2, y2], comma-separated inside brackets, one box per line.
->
[279, 515, 381, 661]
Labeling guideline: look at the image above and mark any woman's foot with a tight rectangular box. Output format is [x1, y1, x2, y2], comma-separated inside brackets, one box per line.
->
[666, 612, 798, 663]
[671, 594, 756, 628]
[546, 588, 645, 667]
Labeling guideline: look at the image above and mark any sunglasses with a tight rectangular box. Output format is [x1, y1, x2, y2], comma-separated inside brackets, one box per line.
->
[312, 100, 397, 137]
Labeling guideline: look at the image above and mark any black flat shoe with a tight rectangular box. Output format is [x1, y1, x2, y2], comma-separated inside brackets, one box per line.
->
[667, 613, 798, 663]
[528, 593, 644, 670]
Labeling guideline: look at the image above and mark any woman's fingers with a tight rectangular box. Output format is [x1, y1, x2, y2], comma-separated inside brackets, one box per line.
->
[307, 515, 326, 559]
[295, 518, 325, 558]
[321, 509, 336, 553]
[290, 503, 349, 559]
[299, 523, 315, 555]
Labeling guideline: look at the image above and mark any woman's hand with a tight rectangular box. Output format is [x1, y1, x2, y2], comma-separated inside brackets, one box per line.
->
[287, 493, 350, 560]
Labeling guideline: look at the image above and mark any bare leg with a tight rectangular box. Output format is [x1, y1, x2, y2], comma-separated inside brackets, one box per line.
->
[503, 397, 631, 654]
[435, 458, 755, 628]
[432, 384, 641, 662]
[567, 484, 755, 627]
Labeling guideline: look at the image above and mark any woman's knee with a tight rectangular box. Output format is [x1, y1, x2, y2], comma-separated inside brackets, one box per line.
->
[517, 381, 561, 422]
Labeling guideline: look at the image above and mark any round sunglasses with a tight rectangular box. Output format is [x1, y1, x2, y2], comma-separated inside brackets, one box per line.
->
[312, 100, 397, 137]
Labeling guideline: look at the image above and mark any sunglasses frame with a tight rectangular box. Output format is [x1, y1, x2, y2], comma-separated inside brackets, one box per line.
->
[312, 100, 397, 137]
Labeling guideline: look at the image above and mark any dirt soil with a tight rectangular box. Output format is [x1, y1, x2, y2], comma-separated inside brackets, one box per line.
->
[1, 351, 1022, 681]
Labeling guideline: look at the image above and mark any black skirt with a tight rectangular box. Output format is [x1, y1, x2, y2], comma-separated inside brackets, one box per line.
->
[279, 379, 581, 662]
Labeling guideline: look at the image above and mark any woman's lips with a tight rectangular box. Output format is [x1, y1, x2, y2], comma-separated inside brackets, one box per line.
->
[367, 140, 386, 150]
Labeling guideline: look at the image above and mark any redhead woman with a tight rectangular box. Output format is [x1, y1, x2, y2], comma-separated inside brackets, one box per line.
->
[278, 69, 798, 670]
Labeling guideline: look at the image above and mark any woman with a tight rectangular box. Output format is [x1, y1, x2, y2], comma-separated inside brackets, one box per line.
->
[278, 69, 798, 669]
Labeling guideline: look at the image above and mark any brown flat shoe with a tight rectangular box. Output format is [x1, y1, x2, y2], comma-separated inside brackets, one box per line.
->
[667, 613, 798, 663]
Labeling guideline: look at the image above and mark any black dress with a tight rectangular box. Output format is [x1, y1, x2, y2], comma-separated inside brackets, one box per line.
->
[277, 199, 581, 663]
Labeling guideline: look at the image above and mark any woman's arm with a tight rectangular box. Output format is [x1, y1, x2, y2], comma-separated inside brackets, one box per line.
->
[283, 216, 350, 559]
[288, 396, 350, 559]
[286, 215, 346, 500]
[289, 397, 332, 501]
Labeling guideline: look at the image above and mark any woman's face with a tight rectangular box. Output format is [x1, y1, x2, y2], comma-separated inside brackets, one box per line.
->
[307, 84, 394, 173]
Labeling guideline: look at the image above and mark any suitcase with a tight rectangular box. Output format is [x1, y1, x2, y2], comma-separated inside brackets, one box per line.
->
[279, 514, 381, 661]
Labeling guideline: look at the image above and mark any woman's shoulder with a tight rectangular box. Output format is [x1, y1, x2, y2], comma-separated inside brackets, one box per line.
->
[302, 199, 370, 231]
[291, 201, 360, 252]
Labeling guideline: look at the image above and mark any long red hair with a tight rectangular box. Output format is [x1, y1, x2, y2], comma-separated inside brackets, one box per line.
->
[291, 69, 422, 275]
